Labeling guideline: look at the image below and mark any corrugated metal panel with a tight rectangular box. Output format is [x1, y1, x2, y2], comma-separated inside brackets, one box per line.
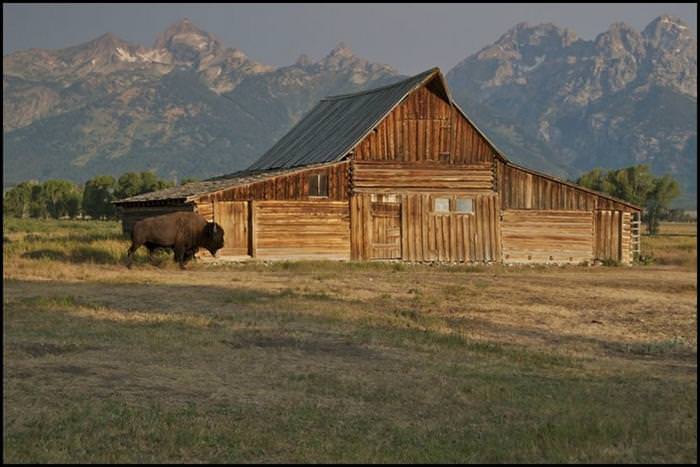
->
[246, 68, 440, 171]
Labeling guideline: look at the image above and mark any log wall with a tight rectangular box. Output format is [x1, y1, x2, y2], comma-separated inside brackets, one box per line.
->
[254, 201, 351, 260]
[194, 162, 350, 204]
[351, 161, 494, 192]
[593, 210, 633, 264]
[351, 192, 501, 262]
[353, 84, 499, 164]
[501, 210, 594, 264]
[496, 162, 637, 212]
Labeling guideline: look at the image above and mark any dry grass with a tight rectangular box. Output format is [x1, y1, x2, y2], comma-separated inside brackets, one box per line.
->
[3, 218, 697, 463]
[642, 222, 697, 268]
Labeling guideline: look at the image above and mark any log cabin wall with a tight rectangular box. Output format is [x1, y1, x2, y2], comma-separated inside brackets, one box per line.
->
[351, 161, 495, 193]
[495, 161, 638, 264]
[350, 192, 501, 262]
[191, 163, 352, 259]
[193, 162, 350, 204]
[254, 201, 351, 260]
[353, 82, 499, 165]
[118, 203, 194, 235]
[496, 161, 634, 212]
[501, 210, 594, 264]
[593, 210, 633, 264]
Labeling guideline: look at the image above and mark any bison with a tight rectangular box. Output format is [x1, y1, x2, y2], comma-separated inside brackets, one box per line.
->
[126, 212, 224, 269]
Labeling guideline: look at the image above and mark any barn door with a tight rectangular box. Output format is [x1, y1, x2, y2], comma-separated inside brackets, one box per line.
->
[370, 195, 402, 259]
[213, 201, 249, 256]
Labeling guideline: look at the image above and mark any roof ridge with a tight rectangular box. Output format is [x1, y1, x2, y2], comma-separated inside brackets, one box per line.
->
[322, 67, 439, 101]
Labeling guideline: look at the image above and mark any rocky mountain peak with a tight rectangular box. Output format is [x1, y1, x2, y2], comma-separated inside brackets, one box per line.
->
[153, 18, 222, 63]
[497, 22, 578, 49]
[83, 32, 138, 53]
[595, 21, 645, 57]
[328, 42, 354, 58]
[643, 15, 694, 49]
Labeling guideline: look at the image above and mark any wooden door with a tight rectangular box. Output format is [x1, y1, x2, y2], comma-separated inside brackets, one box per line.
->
[370, 200, 402, 259]
[213, 201, 249, 256]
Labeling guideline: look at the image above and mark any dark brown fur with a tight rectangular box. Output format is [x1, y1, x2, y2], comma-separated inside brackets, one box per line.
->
[126, 212, 224, 269]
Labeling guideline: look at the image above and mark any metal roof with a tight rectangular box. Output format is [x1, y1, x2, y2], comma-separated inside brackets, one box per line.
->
[246, 68, 442, 172]
[112, 166, 304, 205]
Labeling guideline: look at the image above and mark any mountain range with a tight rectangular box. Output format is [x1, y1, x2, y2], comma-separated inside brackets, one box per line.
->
[3, 16, 697, 207]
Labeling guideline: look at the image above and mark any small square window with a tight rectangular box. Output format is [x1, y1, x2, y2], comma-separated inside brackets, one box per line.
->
[308, 174, 328, 197]
[434, 197, 450, 213]
[455, 197, 473, 213]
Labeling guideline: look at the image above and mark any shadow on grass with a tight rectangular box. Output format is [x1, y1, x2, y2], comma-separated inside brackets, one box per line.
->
[6, 278, 695, 369]
[20, 246, 177, 266]
[21, 247, 120, 265]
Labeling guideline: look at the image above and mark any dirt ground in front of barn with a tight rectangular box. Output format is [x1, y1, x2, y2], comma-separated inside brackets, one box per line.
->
[3, 218, 697, 463]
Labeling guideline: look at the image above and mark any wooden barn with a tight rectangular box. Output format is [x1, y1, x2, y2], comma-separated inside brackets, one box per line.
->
[114, 68, 642, 264]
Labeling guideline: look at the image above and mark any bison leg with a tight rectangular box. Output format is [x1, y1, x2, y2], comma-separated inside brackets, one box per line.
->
[126, 242, 140, 269]
[173, 245, 187, 270]
[184, 248, 197, 263]
[146, 246, 157, 265]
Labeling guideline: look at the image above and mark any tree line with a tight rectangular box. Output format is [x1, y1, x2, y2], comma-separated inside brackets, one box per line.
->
[575, 164, 682, 235]
[3, 172, 198, 220]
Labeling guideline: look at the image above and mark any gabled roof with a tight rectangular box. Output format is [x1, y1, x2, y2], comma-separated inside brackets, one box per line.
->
[246, 68, 444, 172]
[114, 67, 640, 211]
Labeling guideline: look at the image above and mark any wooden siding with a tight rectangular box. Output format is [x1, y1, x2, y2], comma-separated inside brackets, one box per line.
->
[593, 210, 633, 264]
[351, 161, 494, 192]
[196, 201, 249, 256]
[351, 192, 501, 262]
[194, 162, 350, 204]
[501, 210, 594, 264]
[118, 204, 194, 235]
[497, 162, 637, 212]
[254, 201, 350, 260]
[353, 84, 498, 164]
[369, 202, 402, 259]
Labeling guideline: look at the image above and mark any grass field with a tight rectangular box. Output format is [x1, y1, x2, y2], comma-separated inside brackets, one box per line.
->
[3, 218, 697, 462]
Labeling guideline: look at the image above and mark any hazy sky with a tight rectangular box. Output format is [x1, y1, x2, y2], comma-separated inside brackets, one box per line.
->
[4, 3, 697, 74]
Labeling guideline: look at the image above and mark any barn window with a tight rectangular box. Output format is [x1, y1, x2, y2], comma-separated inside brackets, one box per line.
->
[455, 197, 473, 214]
[434, 197, 450, 213]
[371, 194, 399, 203]
[308, 173, 328, 197]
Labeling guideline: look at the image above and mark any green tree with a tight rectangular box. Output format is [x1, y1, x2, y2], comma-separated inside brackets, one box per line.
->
[645, 175, 681, 235]
[83, 175, 117, 219]
[115, 172, 144, 200]
[65, 190, 82, 218]
[605, 165, 656, 207]
[3, 181, 37, 218]
[576, 168, 606, 192]
[42, 180, 82, 219]
[29, 184, 48, 218]
[115, 171, 174, 200]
